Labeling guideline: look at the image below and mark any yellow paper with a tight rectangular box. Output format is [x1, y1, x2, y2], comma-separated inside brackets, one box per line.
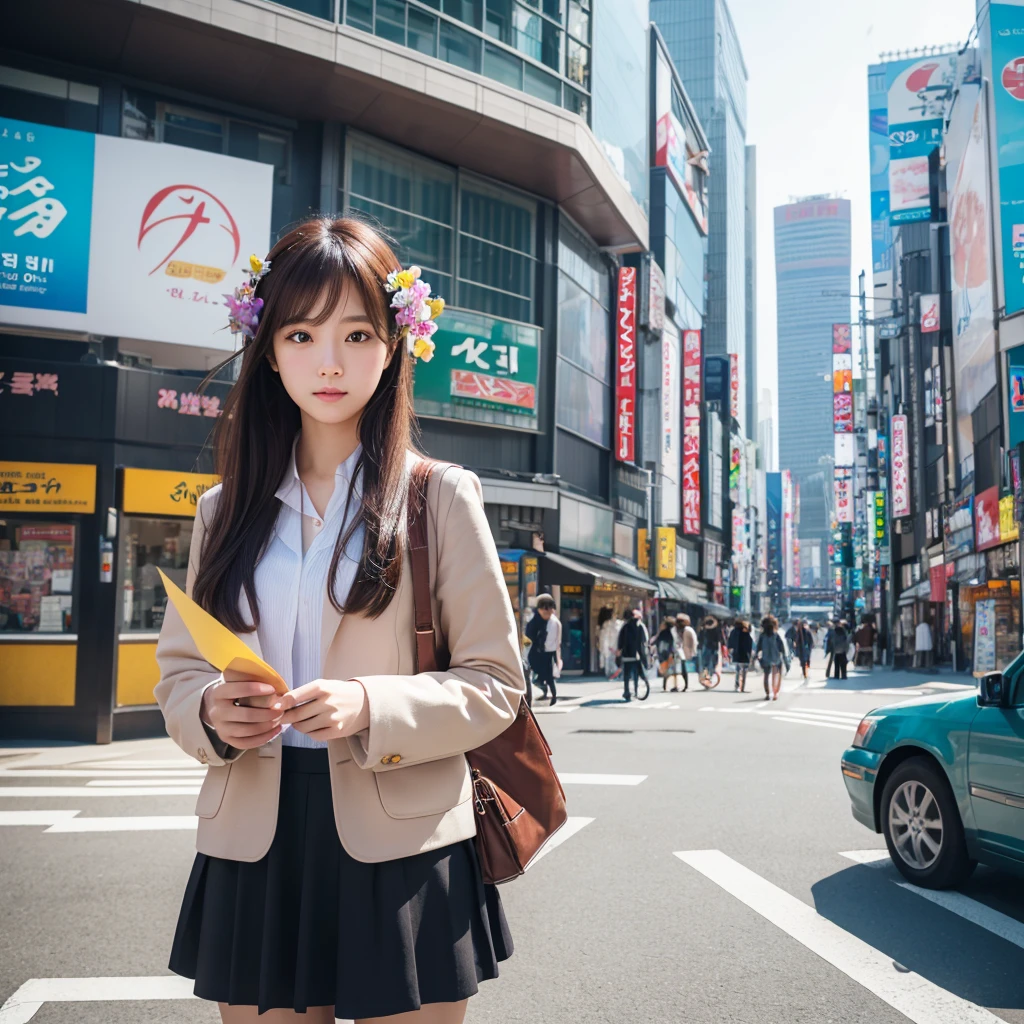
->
[157, 568, 288, 694]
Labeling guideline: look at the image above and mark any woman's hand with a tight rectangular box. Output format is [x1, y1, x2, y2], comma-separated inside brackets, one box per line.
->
[278, 679, 370, 743]
[200, 680, 285, 749]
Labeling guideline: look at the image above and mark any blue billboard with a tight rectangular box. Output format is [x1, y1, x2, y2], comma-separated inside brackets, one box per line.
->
[991, 3, 1024, 317]
[766, 472, 783, 588]
[0, 116, 95, 313]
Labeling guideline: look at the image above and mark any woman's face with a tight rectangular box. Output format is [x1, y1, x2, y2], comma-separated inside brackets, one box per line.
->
[268, 277, 392, 427]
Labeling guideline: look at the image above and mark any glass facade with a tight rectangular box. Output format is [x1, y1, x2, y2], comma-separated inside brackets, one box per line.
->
[0, 521, 76, 634]
[773, 198, 852, 561]
[651, 0, 748, 430]
[333, 0, 589, 120]
[591, 0, 648, 209]
[652, 169, 706, 331]
[555, 219, 613, 447]
[345, 132, 537, 324]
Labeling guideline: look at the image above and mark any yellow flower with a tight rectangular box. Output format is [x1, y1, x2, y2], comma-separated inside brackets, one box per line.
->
[412, 337, 435, 361]
[249, 254, 265, 275]
[395, 270, 415, 290]
[427, 297, 445, 320]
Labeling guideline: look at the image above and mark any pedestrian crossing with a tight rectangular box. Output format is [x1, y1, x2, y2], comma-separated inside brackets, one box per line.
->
[677, 848, 1023, 1024]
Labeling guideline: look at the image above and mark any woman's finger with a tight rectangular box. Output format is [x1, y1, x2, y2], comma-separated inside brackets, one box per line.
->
[218, 704, 283, 724]
[220, 718, 284, 740]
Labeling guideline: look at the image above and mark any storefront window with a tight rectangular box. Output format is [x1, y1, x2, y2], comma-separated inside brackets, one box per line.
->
[120, 518, 194, 633]
[0, 521, 76, 634]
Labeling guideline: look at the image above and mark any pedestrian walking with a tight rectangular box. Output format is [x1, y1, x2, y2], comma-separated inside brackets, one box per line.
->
[914, 616, 933, 669]
[154, 218, 523, 1024]
[832, 619, 850, 679]
[653, 619, 678, 692]
[527, 594, 562, 704]
[698, 615, 723, 686]
[787, 618, 814, 680]
[674, 613, 698, 692]
[854, 616, 876, 669]
[755, 615, 788, 700]
[823, 619, 835, 678]
[597, 606, 623, 679]
[617, 607, 650, 701]
[727, 618, 753, 692]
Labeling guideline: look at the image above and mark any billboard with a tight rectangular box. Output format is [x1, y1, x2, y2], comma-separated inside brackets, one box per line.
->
[682, 329, 702, 534]
[834, 433, 855, 467]
[782, 470, 794, 588]
[0, 116, 273, 349]
[660, 323, 681, 525]
[614, 266, 637, 462]
[975, 485, 1001, 551]
[947, 86, 997, 479]
[832, 323, 852, 353]
[835, 467, 854, 524]
[891, 414, 910, 516]
[991, 3, 1024, 316]
[766, 472, 783, 587]
[729, 352, 740, 422]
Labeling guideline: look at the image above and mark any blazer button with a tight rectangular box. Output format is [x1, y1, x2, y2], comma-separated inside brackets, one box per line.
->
[197, 747, 209, 764]
[390, 754, 402, 764]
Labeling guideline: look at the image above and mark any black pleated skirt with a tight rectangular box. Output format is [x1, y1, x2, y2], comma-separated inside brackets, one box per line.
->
[169, 746, 513, 1018]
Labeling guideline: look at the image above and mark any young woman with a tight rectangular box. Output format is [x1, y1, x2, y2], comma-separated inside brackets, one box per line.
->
[673, 613, 698, 692]
[154, 218, 525, 1024]
[788, 618, 814, 680]
[653, 618, 678, 692]
[755, 615, 788, 701]
[697, 615, 722, 685]
[727, 619, 753, 692]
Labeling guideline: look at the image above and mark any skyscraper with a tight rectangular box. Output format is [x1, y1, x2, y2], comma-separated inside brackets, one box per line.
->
[773, 197, 851, 580]
[651, 0, 749, 436]
[745, 144, 758, 440]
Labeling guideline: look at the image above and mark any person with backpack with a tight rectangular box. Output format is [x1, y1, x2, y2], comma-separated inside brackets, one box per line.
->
[653, 619, 678, 692]
[756, 615, 789, 701]
[727, 619, 754, 692]
[617, 608, 650, 702]
[787, 618, 814, 680]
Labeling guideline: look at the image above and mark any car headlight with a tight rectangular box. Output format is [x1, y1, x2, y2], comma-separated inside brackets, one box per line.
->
[852, 715, 881, 749]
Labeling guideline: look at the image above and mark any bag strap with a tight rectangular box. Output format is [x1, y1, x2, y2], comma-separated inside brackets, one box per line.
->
[408, 459, 440, 674]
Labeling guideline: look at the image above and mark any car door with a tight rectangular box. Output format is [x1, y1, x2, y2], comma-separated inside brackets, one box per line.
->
[967, 677, 1024, 860]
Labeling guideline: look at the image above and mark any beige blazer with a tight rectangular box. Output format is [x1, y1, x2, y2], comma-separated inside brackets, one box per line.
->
[154, 458, 525, 864]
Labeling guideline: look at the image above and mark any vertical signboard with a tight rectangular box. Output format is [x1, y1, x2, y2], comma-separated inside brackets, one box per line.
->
[834, 467, 854, 524]
[655, 526, 676, 579]
[766, 472, 783, 589]
[891, 414, 910, 517]
[782, 470, 794, 588]
[974, 598, 997, 674]
[991, 3, 1024, 317]
[682, 329, 702, 534]
[614, 266, 637, 463]
[660, 324, 681, 524]
[729, 352, 740, 422]
[919, 293, 940, 332]
[974, 485, 1001, 551]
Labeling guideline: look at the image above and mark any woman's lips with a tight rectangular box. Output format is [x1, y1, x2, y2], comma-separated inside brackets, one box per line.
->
[313, 389, 347, 403]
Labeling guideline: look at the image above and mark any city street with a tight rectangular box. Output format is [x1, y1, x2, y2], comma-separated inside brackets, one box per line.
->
[3, 655, 1021, 1024]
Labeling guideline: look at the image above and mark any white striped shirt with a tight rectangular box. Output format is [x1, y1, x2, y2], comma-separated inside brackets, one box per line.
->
[252, 440, 365, 749]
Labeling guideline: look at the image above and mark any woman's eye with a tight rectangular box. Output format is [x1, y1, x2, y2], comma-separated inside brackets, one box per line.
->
[286, 330, 313, 344]
[347, 330, 369, 344]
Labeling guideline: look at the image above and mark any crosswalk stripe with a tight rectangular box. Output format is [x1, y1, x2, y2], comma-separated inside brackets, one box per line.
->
[770, 711, 863, 726]
[0, 811, 82, 827]
[84, 779, 200, 787]
[0, 787, 201, 798]
[839, 850, 891, 866]
[789, 708, 865, 719]
[530, 816, 594, 866]
[675, 849, 1005, 1024]
[769, 716, 856, 731]
[557, 773, 647, 785]
[45, 815, 199, 833]
[0, 770, 206, 779]
[895, 883, 1024, 951]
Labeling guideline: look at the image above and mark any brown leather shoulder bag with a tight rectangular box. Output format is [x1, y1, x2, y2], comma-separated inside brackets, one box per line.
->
[408, 459, 567, 884]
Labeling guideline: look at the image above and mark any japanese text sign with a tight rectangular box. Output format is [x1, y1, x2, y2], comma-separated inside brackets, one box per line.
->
[891, 414, 910, 517]
[0, 460, 96, 513]
[682, 329, 702, 535]
[614, 266, 637, 463]
[729, 352, 740, 422]
[975, 485, 1001, 551]
[413, 307, 539, 427]
[122, 468, 221, 518]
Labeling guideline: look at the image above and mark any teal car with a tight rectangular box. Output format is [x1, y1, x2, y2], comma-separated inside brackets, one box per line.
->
[841, 664, 1024, 889]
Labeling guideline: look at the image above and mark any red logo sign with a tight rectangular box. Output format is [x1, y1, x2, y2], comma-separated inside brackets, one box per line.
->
[975, 486, 1000, 551]
[682, 329, 702, 535]
[615, 267, 637, 463]
[891, 415, 910, 517]
[138, 185, 241, 276]
[1002, 56, 1024, 101]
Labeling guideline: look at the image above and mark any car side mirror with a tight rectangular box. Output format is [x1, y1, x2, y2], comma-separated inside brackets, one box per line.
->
[978, 672, 1010, 708]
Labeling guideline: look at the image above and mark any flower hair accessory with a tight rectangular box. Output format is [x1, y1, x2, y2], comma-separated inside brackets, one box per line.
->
[384, 265, 444, 362]
[224, 254, 272, 340]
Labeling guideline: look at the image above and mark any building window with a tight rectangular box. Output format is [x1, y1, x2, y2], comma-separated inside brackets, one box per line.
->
[0, 522, 76, 634]
[0, 64, 99, 133]
[119, 519, 194, 632]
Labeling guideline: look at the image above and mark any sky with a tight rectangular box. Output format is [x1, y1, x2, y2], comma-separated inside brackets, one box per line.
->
[724, 0, 978, 448]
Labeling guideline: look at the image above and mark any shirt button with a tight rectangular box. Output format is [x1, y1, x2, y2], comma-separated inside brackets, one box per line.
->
[314, 519, 322, 527]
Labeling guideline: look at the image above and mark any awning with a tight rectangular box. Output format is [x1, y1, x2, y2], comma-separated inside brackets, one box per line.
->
[897, 580, 931, 606]
[656, 578, 709, 603]
[540, 551, 656, 593]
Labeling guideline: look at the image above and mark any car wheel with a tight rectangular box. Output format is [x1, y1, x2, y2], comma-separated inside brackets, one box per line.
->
[880, 757, 975, 889]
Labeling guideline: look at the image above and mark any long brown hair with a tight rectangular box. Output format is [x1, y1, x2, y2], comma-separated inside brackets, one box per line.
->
[193, 217, 415, 632]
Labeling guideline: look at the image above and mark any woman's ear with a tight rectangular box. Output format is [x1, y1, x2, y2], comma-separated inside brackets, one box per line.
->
[267, 349, 279, 373]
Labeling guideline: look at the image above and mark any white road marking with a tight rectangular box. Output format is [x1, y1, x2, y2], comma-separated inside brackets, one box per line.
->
[0, 811, 82, 827]
[839, 850, 891, 866]
[0, 976, 356, 1024]
[557, 773, 647, 785]
[770, 711, 864, 726]
[530, 816, 595, 866]
[0, 787, 201, 798]
[863, 688, 926, 696]
[920, 682, 976, 691]
[0, 769, 206, 779]
[84, 778, 201, 787]
[675, 850, 1006, 1024]
[769, 716, 856, 731]
[791, 708, 865, 719]
[896, 883, 1024, 951]
[45, 815, 198, 833]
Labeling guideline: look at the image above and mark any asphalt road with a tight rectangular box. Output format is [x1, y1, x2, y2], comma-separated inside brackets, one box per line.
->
[2, 653, 1022, 1023]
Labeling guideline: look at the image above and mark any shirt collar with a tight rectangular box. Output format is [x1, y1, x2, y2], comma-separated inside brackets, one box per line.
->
[275, 434, 363, 519]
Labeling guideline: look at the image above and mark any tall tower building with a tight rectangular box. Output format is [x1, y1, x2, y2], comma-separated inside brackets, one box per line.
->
[773, 197, 852, 576]
[651, 0, 749, 436]
[745, 144, 758, 441]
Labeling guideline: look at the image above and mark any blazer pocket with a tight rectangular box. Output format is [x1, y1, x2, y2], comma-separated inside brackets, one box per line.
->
[374, 753, 472, 819]
[195, 763, 232, 818]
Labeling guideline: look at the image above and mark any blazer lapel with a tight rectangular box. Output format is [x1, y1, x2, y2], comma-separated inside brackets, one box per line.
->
[321, 594, 342, 673]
